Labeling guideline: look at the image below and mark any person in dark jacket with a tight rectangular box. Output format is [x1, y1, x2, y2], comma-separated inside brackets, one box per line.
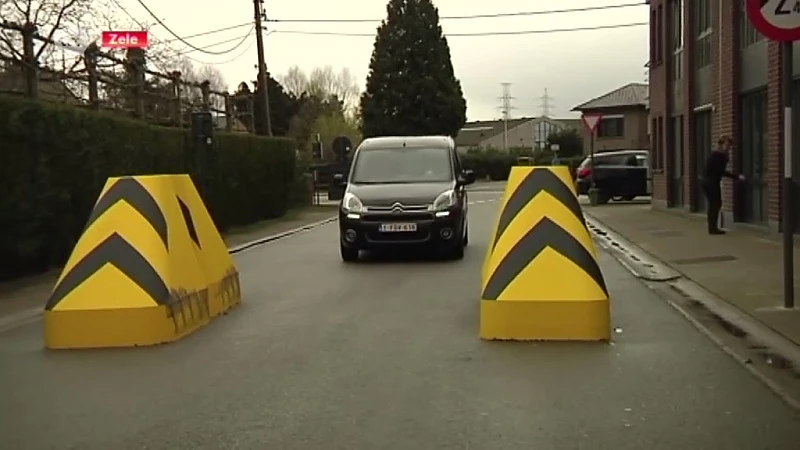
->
[702, 136, 745, 235]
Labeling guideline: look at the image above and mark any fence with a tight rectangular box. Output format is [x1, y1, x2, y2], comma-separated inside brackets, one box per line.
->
[0, 21, 255, 132]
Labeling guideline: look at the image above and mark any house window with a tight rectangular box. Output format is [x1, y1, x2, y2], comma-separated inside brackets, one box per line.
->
[653, 116, 664, 171]
[695, 0, 712, 68]
[650, 10, 656, 65]
[740, 0, 764, 48]
[670, 0, 684, 81]
[671, 0, 683, 50]
[656, 5, 664, 64]
[598, 116, 625, 138]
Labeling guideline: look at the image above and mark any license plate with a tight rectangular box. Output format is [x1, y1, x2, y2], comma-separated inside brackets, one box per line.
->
[379, 223, 417, 232]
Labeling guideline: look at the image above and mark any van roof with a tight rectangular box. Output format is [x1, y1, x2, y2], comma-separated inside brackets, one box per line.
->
[590, 149, 648, 157]
[358, 136, 454, 150]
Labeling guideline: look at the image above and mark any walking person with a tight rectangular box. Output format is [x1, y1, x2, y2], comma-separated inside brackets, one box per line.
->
[702, 136, 745, 235]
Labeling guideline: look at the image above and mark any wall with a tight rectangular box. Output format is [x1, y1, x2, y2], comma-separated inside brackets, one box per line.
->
[649, 0, 668, 206]
[652, 0, 791, 231]
[479, 119, 566, 150]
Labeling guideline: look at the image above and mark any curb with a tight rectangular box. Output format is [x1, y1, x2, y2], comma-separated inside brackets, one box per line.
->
[228, 216, 337, 254]
[585, 216, 681, 282]
[585, 211, 800, 410]
[0, 215, 338, 334]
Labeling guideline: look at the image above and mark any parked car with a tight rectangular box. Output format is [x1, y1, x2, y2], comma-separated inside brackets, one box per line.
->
[333, 135, 475, 262]
[575, 150, 651, 204]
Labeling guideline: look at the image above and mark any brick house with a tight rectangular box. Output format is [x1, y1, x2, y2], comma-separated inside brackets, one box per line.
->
[648, 0, 795, 230]
[571, 83, 650, 156]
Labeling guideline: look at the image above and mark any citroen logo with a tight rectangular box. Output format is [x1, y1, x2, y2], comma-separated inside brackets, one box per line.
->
[391, 202, 404, 213]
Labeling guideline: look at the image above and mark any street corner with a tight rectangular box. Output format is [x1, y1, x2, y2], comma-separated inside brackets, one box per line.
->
[479, 166, 610, 342]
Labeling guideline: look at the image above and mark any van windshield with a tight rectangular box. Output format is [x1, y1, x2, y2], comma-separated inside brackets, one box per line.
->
[350, 147, 453, 183]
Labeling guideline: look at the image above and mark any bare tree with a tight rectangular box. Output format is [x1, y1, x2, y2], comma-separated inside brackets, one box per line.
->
[280, 64, 360, 116]
[194, 63, 226, 92]
[0, 0, 94, 67]
[279, 65, 307, 97]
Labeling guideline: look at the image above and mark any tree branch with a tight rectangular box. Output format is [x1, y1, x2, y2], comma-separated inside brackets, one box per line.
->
[0, 29, 23, 59]
[35, 0, 79, 60]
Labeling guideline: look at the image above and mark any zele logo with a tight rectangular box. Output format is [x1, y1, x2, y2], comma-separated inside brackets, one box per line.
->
[101, 31, 148, 49]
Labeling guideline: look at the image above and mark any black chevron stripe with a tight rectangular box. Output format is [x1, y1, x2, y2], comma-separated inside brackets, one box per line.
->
[483, 217, 608, 301]
[45, 233, 170, 310]
[493, 169, 585, 249]
[83, 178, 168, 249]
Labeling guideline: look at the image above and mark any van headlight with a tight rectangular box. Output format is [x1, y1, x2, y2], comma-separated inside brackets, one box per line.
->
[430, 189, 456, 211]
[342, 192, 366, 213]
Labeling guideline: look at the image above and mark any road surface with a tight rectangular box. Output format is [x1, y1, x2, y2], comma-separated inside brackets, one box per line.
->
[1, 190, 799, 449]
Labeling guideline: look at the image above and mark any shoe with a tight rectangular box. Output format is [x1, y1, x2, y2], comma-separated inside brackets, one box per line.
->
[709, 229, 726, 235]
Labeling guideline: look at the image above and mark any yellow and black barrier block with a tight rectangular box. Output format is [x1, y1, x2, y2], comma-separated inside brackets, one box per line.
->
[479, 166, 610, 341]
[43, 174, 241, 349]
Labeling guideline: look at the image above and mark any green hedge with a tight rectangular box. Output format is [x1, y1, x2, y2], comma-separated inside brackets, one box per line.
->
[0, 94, 297, 281]
[459, 148, 584, 181]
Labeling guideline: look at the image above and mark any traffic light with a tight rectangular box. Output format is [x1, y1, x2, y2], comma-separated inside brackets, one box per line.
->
[332, 136, 352, 162]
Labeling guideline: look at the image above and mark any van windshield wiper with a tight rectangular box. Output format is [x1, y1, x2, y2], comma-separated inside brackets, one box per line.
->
[351, 180, 416, 185]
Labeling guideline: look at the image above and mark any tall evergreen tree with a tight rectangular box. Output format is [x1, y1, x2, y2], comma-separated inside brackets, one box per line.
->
[360, 0, 467, 138]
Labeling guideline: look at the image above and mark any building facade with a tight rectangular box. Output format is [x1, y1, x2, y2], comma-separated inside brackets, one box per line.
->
[648, 0, 799, 230]
[572, 83, 650, 156]
[455, 117, 579, 152]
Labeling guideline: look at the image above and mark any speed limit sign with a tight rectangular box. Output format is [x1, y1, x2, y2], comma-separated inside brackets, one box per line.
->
[747, 0, 800, 41]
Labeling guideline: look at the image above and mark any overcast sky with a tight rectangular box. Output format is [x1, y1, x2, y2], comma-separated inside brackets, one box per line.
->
[117, 0, 648, 121]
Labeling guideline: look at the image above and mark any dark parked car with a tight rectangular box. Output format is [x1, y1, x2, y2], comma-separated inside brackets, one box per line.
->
[575, 150, 651, 204]
[333, 136, 474, 262]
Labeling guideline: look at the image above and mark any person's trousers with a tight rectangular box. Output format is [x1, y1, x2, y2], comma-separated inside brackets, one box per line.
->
[702, 181, 722, 231]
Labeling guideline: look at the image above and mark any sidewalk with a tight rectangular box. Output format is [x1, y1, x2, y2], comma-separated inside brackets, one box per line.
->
[584, 202, 800, 346]
[0, 205, 337, 321]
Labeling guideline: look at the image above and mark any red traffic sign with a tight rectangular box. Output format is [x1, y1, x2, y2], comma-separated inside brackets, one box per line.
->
[746, 0, 800, 42]
[581, 113, 602, 133]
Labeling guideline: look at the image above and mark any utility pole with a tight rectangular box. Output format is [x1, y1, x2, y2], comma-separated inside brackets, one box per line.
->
[539, 88, 554, 117]
[498, 83, 515, 151]
[253, 0, 272, 136]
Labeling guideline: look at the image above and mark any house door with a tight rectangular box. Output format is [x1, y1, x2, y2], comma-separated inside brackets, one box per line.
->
[740, 90, 769, 224]
[790, 81, 800, 231]
[692, 110, 712, 212]
[669, 115, 684, 207]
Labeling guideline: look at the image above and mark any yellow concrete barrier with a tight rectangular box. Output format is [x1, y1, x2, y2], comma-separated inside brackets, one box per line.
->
[479, 166, 610, 341]
[43, 174, 241, 349]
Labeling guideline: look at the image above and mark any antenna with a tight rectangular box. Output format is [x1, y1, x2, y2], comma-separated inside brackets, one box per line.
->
[539, 88, 554, 117]
[497, 83, 516, 151]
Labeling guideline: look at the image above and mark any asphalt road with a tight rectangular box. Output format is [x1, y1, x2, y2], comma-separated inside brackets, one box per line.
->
[1, 190, 799, 449]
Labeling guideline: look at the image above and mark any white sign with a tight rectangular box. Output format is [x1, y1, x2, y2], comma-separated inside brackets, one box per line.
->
[581, 114, 602, 132]
[762, 0, 800, 29]
[747, 0, 800, 41]
[550, 144, 560, 152]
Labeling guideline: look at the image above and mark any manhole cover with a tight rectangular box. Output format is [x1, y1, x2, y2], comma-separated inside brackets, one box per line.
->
[671, 255, 737, 265]
[650, 230, 682, 237]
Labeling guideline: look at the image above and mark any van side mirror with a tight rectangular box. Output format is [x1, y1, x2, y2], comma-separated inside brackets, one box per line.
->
[459, 169, 476, 186]
[332, 173, 346, 187]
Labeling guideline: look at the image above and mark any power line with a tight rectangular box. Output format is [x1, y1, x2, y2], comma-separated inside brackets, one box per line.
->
[268, 22, 647, 38]
[180, 36, 258, 65]
[132, 0, 252, 55]
[265, 2, 645, 23]
[162, 23, 252, 44]
[174, 29, 259, 63]
[108, 0, 150, 29]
